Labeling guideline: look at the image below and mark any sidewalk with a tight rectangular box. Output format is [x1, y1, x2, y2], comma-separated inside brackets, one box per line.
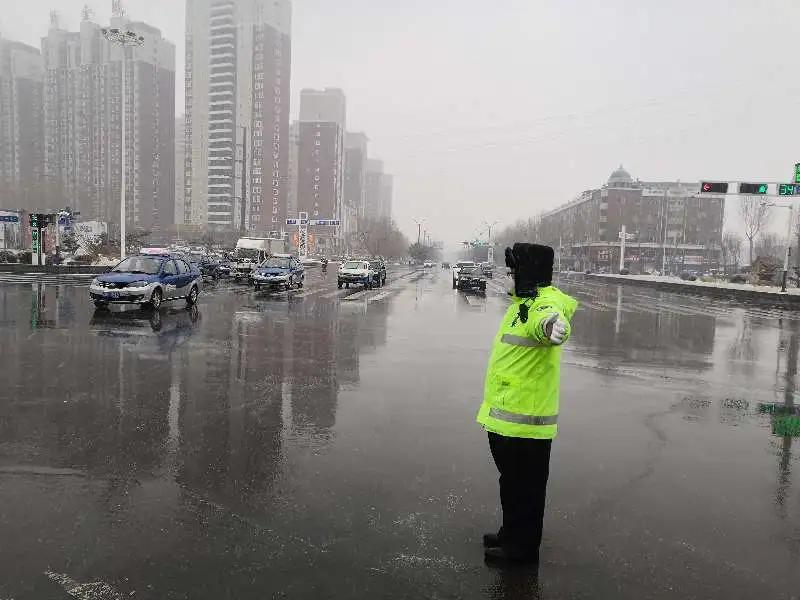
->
[582, 272, 800, 306]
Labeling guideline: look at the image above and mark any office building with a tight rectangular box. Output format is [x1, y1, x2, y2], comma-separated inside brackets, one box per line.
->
[344, 132, 368, 230]
[0, 37, 44, 202]
[184, 0, 292, 234]
[41, 8, 175, 231]
[364, 158, 393, 223]
[540, 166, 725, 273]
[297, 87, 346, 252]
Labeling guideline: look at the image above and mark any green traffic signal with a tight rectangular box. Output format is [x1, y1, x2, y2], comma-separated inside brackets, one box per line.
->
[739, 183, 768, 195]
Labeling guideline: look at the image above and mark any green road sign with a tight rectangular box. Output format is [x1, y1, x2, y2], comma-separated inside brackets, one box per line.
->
[795, 163, 800, 184]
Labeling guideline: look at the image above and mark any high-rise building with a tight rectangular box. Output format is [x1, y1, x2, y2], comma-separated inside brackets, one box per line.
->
[184, 0, 292, 234]
[286, 120, 299, 219]
[297, 87, 346, 252]
[364, 158, 393, 223]
[41, 8, 175, 231]
[540, 166, 725, 273]
[344, 132, 368, 227]
[0, 37, 44, 201]
[175, 115, 185, 225]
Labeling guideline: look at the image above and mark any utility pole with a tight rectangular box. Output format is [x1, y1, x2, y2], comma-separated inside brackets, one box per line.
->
[102, 27, 144, 260]
[619, 225, 627, 273]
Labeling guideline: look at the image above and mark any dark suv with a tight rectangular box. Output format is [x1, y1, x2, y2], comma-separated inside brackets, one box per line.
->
[370, 259, 387, 287]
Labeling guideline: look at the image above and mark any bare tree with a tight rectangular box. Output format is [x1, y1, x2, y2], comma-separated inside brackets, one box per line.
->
[754, 233, 785, 262]
[739, 198, 771, 265]
[721, 232, 742, 274]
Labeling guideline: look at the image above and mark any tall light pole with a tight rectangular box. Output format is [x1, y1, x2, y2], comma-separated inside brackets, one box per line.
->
[763, 200, 796, 293]
[102, 27, 144, 259]
[483, 220, 499, 263]
[413, 218, 424, 245]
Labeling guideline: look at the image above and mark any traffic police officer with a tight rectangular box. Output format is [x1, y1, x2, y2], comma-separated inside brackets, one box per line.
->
[477, 243, 578, 565]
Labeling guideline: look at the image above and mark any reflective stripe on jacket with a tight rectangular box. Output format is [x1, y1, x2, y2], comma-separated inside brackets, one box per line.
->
[476, 286, 578, 439]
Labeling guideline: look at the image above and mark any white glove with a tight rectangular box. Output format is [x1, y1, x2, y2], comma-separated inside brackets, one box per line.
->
[543, 314, 568, 345]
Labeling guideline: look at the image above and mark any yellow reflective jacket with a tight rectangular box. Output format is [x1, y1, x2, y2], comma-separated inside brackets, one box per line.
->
[476, 286, 578, 439]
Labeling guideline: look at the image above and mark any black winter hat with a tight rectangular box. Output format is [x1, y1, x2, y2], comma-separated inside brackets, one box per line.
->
[504, 243, 554, 297]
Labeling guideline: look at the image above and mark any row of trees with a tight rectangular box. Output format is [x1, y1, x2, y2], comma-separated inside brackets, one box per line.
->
[354, 218, 410, 258]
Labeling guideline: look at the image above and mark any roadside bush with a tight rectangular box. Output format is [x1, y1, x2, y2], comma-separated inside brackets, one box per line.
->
[0, 250, 17, 263]
[17, 250, 32, 264]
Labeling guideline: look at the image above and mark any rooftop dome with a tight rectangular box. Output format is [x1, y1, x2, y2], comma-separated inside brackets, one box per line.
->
[608, 165, 633, 186]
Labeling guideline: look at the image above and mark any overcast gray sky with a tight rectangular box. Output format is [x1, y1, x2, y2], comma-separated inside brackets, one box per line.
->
[6, 0, 799, 243]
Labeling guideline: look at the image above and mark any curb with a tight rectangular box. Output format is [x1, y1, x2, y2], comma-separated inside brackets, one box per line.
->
[584, 273, 800, 308]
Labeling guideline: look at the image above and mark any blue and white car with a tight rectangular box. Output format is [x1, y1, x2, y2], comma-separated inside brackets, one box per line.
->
[89, 252, 203, 310]
[251, 254, 305, 291]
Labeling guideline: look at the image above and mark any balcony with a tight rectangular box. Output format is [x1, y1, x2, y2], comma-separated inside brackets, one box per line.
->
[210, 42, 234, 50]
[210, 32, 235, 41]
[210, 23, 236, 33]
[208, 90, 234, 97]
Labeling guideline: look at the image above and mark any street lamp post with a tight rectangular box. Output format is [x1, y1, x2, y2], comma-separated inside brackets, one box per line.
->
[102, 27, 144, 260]
[782, 204, 795, 293]
[483, 220, 499, 263]
[761, 200, 795, 293]
[413, 218, 424, 245]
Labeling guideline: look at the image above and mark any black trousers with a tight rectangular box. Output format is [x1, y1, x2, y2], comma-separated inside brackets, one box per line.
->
[488, 432, 552, 553]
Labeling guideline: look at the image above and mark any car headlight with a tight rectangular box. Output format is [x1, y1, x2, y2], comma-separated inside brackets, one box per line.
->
[126, 280, 150, 288]
[91, 278, 100, 286]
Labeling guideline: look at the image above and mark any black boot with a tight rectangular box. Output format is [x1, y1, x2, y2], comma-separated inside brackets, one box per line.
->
[484, 545, 540, 566]
[482, 533, 501, 548]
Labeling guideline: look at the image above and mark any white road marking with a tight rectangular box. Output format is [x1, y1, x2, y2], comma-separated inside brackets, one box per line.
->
[45, 571, 126, 600]
[465, 295, 483, 306]
[342, 290, 371, 301]
[368, 291, 392, 303]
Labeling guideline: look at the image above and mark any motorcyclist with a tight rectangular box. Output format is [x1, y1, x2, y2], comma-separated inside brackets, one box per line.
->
[321, 257, 329, 274]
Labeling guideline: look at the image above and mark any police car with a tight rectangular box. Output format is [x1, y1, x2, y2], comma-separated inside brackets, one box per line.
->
[89, 248, 203, 310]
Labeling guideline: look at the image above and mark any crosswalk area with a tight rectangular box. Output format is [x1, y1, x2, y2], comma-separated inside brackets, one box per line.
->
[0, 272, 96, 287]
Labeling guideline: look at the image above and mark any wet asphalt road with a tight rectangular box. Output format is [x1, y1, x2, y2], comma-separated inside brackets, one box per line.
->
[0, 268, 798, 599]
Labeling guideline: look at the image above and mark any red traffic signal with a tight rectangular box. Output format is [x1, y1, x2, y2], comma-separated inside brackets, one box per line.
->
[701, 182, 729, 194]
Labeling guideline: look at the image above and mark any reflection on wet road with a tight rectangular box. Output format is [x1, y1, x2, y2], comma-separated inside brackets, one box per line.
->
[0, 270, 798, 599]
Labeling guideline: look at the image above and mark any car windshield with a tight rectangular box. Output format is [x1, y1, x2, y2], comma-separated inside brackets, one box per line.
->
[111, 256, 162, 275]
[236, 248, 259, 259]
[370, 261, 382, 269]
[263, 257, 292, 268]
[343, 261, 363, 269]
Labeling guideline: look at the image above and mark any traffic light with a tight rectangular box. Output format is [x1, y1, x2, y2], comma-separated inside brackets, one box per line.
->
[701, 182, 728, 193]
[739, 183, 768, 195]
[794, 163, 800, 184]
